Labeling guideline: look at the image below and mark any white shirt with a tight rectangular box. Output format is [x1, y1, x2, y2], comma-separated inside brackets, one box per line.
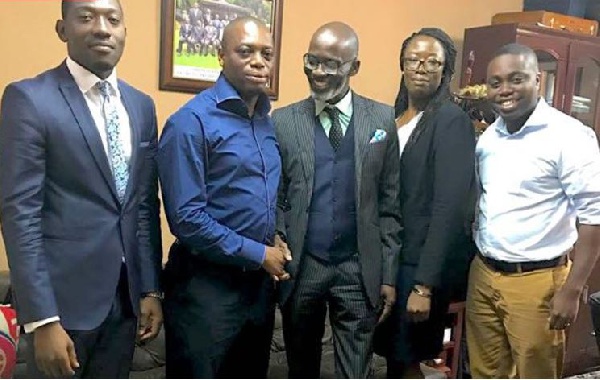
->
[475, 99, 600, 263]
[314, 90, 353, 137]
[24, 58, 132, 334]
[397, 112, 423, 156]
[66, 57, 132, 162]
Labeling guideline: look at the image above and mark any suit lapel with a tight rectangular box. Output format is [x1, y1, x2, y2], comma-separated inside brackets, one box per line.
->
[296, 99, 316, 193]
[57, 67, 118, 201]
[352, 94, 373, 210]
[119, 82, 140, 205]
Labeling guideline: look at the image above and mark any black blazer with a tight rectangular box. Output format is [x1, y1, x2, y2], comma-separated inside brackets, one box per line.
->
[399, 100, 476, 291]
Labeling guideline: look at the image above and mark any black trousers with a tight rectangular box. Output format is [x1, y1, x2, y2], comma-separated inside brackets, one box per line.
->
[282, 254, 378, 379]
[25, 265, 137, 379]
[163, 250, 275, 379]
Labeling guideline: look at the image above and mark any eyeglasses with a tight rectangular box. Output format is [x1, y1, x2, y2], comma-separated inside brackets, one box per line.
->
[403, 57, 444, 73]
[303, 53, 355, 75]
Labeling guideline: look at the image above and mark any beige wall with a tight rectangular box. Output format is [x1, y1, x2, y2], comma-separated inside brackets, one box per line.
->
[0, 0, 523, 270]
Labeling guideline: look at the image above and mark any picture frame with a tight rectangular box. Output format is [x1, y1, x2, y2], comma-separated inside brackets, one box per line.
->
[159, 0, 283, 99]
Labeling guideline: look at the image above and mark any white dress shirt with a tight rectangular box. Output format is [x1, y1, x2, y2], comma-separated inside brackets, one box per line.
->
[24, 58, 132, 334]
[65, 57, 132, 161]
[475, 98, 600, 263]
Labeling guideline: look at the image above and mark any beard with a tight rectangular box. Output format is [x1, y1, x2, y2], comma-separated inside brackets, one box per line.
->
[307, 73, 348, 103]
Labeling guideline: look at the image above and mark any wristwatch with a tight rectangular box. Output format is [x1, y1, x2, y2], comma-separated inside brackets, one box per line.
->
[411, 287, 432, 298]
[142, 291, 164, 300]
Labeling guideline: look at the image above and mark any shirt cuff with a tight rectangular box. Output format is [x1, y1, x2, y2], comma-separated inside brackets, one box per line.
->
[24, 316, 60, 334]
[239, 237, 266, 268]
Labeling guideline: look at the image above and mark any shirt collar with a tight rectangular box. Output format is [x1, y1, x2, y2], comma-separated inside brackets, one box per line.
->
[314, 90, 353, 117]
[493, 97, 548, 136]
[214, 73, 271, 118]
[65, 56, 119, 95]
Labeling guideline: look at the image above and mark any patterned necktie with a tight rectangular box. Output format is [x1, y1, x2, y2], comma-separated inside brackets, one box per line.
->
[96, 81, 129, 203]
[325, 107, 343, 152]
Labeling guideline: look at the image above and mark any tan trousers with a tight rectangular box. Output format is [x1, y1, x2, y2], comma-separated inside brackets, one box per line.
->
[466, 255, 570, 378]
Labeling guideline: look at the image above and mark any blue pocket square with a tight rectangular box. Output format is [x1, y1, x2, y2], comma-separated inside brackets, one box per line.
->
[369, 129, 387, 143]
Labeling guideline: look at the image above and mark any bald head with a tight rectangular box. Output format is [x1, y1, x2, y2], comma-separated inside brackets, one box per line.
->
[221, 16, 270, 51]
[309, 21, 359, 60]
[217, 15, 273, 101]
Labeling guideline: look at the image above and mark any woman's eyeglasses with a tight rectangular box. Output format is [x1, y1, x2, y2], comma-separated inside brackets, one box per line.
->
[403, 57, 444, 73]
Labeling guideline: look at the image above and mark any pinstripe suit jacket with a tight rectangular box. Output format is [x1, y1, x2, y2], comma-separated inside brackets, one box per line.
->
[272, 93, 403, 308]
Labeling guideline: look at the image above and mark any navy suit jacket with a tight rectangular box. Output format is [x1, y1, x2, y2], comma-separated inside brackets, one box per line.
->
[0, 62, 162, 330]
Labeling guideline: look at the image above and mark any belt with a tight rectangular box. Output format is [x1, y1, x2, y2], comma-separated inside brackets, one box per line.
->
[477, 251, 568, 274]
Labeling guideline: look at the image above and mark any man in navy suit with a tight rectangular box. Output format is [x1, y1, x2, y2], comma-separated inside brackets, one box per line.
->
[0, 0, 163, 377]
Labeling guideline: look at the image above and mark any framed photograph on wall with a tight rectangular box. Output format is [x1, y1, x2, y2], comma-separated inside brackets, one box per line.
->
[159, 0, 283, 99]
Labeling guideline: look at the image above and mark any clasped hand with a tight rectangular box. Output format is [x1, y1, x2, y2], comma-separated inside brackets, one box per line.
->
[262, 234, 292, 281]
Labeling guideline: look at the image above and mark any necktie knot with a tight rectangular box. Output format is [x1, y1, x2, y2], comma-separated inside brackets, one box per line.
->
[96, 81, 111, 98]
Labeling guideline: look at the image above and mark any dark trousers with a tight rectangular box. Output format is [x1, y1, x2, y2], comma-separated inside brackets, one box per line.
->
[282, 253, 378, 379]
[25, 265, 137, 379]
[163, 259, 275, 379]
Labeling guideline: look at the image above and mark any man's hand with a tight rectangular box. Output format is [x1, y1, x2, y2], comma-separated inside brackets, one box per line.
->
[263, 245, 292, 281]
[138, 296, 163, 343]
[377, 285, 396, 324]
[274, 234, 292, 261]
[33, 321, 79, 378]
[549, 287, 581, 330]
[406, 285, 432, 323]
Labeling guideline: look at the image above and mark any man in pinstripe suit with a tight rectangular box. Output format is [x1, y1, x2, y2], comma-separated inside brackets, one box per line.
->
[272, 22, 403, 378]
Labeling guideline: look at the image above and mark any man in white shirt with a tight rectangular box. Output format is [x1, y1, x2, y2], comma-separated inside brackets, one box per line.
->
[467, 43, 600, 378]
[0, 0, 163, 377]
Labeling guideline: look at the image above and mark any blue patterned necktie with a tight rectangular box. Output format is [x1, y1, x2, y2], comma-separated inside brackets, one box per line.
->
[96, 81, 129, 203]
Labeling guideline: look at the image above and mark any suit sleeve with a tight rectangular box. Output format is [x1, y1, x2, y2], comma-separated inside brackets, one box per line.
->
[379, 108, 403, 285]
[137, 98, 163, 294]
[0, 84, 59, 324]
[272, 110, 288, 239]
[414, 111, 476, 288]
[157, 108, 266, 267]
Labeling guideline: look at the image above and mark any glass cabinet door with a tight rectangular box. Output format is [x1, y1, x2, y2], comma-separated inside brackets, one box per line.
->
[536, 50, 560, 107]
[566, 42, 600, 134]
[517, 33, 569, 111]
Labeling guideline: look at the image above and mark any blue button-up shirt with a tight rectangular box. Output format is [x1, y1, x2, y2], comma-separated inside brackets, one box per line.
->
[157, 75, 281, 268]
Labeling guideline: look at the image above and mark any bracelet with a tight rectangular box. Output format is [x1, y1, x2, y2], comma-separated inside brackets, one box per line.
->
[412, 287, 431, 298]
[142, 291, 164, 300]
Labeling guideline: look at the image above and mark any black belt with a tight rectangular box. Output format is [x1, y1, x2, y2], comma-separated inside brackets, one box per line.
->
[478, 252, 567, 274]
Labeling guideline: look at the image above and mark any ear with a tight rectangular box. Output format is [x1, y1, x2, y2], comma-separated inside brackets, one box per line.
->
[218, 47, 224, 67]
[56, 20, 67, 42]
[535, 70, 541, 91]
[349, 60, 361, 76]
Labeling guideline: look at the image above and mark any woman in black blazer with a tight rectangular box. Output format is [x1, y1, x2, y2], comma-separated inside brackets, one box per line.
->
[382, 28, 477, 378]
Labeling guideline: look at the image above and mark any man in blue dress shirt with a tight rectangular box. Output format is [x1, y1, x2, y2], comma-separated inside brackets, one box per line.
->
[157, 16, 290, 379]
